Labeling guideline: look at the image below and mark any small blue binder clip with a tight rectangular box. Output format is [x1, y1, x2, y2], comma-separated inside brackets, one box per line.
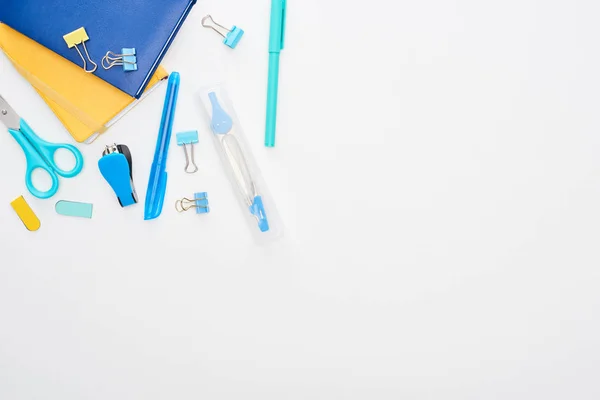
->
[102, 48, 137, 71]
[175, 192, 210, 214]
[98, 144, 138, 207]
[176, 131, 199, 174]
[201, 15, 244, 49]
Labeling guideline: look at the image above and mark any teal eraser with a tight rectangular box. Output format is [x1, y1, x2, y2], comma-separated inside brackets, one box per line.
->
[55, 200, 93, 218]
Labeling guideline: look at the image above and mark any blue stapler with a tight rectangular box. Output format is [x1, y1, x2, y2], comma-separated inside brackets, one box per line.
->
[98, 144, 138, 207]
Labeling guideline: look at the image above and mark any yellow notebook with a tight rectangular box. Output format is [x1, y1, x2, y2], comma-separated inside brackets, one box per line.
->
[0, 23, 168, 143]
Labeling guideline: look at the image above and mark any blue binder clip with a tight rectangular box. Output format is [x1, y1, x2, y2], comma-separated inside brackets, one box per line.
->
[201, 15, 244, 49]
[176, 131, 199, 174]
[102, 48, 137, 71]
[175, 192, 210, 214]
[98, 144, 138, 207]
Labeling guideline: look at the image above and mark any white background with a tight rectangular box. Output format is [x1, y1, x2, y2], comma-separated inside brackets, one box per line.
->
[1, 0, 600, 398]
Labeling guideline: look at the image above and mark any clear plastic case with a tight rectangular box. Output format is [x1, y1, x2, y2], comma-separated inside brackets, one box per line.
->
[197, 84, 284, 244]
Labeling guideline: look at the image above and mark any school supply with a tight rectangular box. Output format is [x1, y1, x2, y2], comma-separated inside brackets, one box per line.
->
[175, 192, 210, 214]
[11, 196, 41, 231]
[0, 24, 168, 143]
[98, 144, 138, 208]
[198, 85, 284, 242]
[55, 201, 93, 218]
[209, 91, 268, 230]
[144, 72, 181, 220]
[265, 0, 287, 147]
[63, 27, 97, 73]
[0, 94, 84, 199]
[176, 131, 199, 174]
[201, 15, 245, 49]
[102, 48, 137, 71]
[1, 0, 197, 98]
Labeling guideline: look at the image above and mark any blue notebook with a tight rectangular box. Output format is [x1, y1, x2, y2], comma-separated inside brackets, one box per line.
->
[1, 0, 196, 98]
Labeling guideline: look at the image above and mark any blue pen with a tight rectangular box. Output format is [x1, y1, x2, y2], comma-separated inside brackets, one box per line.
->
[144, 72, 180, 220]
[265, 0, 286, 147]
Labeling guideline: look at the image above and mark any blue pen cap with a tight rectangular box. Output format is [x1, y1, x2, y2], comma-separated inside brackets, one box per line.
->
[269, 0, 286, 52]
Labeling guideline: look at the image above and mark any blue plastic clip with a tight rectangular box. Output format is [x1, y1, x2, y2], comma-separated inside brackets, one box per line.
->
[250, 196, 269, 232]
[121, 48, 137, 71]
[98, 144, 138, 207]
[202, 15, 244, 49]
[176, 192, 210, 214]
[224, 27, 244, 49]
[176, 131, 199, 146]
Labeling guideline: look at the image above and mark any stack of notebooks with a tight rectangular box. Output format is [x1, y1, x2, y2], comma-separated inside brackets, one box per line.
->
[0, 0, 197, 143]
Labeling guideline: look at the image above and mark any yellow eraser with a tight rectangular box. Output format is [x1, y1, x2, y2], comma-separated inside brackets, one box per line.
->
[63, 27, 89, 48]
[11, 196, 41, 232]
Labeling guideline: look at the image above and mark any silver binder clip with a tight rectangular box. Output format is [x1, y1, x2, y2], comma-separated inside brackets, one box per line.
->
[176, 131, 199, 174]
[63, 27, 98, 73]
[175, 192, 210, 214]
[201, 15, 244, 49]
[102, 48, 137, 71]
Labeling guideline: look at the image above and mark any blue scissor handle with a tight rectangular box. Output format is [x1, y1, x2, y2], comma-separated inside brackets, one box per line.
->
[20, 119, 84, 178]
[8, 119, 84, 199]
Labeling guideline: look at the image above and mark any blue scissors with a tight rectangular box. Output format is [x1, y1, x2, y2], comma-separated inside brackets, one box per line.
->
[0, 94, 84, 199]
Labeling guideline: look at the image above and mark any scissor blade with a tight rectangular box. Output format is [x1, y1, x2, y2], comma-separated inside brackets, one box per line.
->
[0, 94, 22, 130]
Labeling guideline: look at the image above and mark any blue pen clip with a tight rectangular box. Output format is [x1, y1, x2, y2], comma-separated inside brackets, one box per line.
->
[280, 0, 286, 50]
[98, 144, 138, 207]
[202, 15, 245, 49]
[269, 0, 286, 52]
